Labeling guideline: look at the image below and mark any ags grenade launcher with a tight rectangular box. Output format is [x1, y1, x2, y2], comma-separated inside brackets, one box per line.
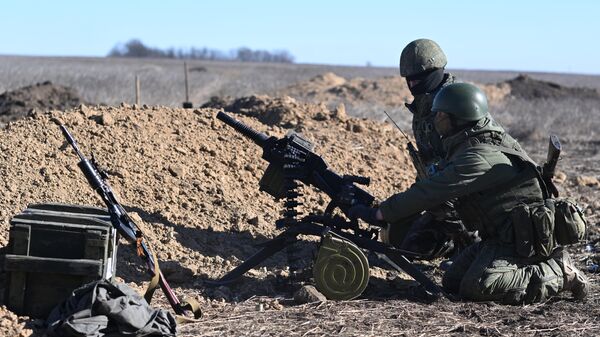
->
[213, 112, 444, 300]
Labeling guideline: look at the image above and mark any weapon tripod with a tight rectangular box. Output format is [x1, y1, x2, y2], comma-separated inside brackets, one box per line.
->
[210, 112, 445, 300]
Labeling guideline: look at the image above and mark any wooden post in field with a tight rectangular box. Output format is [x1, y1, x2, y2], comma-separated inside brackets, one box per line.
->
[183, 62, 193, 108]
[185, 62, 190, 102]
[135, 75, 141, 105]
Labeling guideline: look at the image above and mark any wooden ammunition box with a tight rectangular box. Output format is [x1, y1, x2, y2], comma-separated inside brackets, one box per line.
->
[3, 203, 117, 318]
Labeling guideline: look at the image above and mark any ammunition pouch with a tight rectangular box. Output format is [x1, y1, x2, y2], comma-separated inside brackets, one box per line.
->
[552, 198, 587, 245]
[511, 200, 555, 258]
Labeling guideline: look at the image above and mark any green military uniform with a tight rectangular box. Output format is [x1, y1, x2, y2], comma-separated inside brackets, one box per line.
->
[392, 73, 462, 257]
[406, 73, 456, 165]
[379, 117, 565, 304]
[401, 38, 456, 167]
[386, 38, 465, 258]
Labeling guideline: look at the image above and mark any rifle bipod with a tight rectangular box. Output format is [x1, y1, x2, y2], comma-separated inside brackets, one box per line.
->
[207, 215, 446, 300]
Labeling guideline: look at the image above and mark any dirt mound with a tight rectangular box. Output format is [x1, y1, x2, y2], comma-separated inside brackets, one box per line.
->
[201, 94, 346, 127]
[479, 82, 511, 105]
[0, 102, 418, 334]
[279, 73, 412, 109]
[291, 72, 347, 92]
[0, 81, 88, 124]
[505, 74, 600, 100]
[278, 72, 510, 114]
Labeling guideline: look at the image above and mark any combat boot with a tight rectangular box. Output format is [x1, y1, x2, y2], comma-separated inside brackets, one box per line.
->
[552, 247, 589, 300]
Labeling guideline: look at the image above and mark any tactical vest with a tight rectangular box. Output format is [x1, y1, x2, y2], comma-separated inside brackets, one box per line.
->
[406, 73, 455, 166]
[450, 125, 548, 252]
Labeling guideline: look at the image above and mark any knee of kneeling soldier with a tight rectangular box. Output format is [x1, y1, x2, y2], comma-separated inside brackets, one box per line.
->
[458, 274, 485, 300]
[441, 272, 461, 294]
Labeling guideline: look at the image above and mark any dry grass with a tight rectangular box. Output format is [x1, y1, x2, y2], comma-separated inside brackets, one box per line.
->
[179, 293, 600, 337]
[2, 56, 600, 108]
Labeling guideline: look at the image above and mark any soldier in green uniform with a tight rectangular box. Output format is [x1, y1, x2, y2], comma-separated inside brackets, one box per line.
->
[401, 38, 455, 165]
[386, 38, 468, 258]
[350, 83, 588, 303]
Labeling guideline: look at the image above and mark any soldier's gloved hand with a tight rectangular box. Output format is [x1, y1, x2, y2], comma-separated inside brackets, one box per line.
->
[348, 205, 385, 227]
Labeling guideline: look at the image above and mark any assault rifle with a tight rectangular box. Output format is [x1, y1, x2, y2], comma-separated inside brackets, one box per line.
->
[59, 125, 201, 319]
[213, 112, 443, 298]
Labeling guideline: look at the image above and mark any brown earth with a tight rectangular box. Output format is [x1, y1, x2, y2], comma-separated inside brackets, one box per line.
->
[201, 94, 337, 127]
[274, 72, 510, 112]
[0, 306, 36, 336]
[505, 74, 600, 100]
[276, 72, 413, 108]
[0, 73, 589, 129]
[0, 81, 88, 124]
[271, 72, 598, 113]
[0, 100, 420, 335]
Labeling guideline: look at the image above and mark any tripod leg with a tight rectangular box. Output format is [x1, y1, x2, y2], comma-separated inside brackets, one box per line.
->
[208, 233, 299, 286]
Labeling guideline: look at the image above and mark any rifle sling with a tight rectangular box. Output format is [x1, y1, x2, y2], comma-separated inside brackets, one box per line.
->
[176, 298, 203, 322]
[139, 233, 203, 321]
[142, 239, 161, 305]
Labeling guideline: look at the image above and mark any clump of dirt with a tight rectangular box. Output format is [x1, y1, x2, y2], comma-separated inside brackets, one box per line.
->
[505, 74, 600, 100]
[201, 94, 344, 127]
[286, 72, 347, 95]
[0, 306, 34, 337]
[0, 81, 88, 124]
[480, 82, 511, 105]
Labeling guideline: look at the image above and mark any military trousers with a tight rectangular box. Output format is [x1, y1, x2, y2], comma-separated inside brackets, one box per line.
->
[385, 211, 470, 259]
[442, 241, 564, 304]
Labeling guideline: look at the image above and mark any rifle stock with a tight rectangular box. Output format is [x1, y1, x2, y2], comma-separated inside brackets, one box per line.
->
[542, 134, 561, 197]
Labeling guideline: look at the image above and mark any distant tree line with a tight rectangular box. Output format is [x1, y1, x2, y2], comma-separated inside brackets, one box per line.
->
[108, 39, 294, 63]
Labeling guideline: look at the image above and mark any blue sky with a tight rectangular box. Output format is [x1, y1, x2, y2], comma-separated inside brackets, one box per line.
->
[1, 0, 598, 74]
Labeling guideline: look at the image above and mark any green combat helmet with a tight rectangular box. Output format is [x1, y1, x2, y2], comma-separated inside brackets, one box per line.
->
[399, 39, 448, 77]
[432, 83, 489, 123]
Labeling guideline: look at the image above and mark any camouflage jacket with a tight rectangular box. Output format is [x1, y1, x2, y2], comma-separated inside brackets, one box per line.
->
[380, 117, 546, 244]
[405, 73, 456, 167]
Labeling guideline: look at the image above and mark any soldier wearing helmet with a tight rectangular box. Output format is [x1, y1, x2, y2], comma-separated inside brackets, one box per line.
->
[350, 83, 588, 304]
[379, 39, 469, 260]
[400, 38, 453, 163]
